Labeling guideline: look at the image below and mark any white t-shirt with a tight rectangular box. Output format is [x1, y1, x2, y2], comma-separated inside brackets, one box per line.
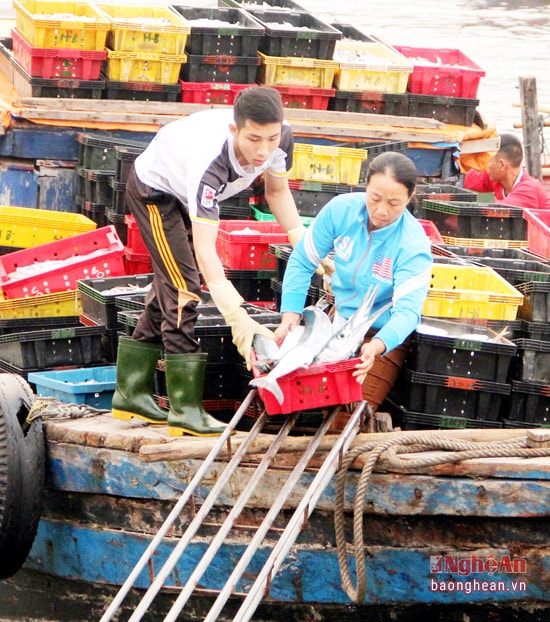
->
[134, 108, 293, 224]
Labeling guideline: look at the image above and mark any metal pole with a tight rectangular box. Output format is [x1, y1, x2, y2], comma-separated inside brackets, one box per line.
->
[99, 391, 256, 622]
[233, 401, 366, 622]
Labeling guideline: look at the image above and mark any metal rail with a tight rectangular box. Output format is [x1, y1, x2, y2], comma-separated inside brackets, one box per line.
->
[100, 391, 366, 622]
[99, 390, 257, 622]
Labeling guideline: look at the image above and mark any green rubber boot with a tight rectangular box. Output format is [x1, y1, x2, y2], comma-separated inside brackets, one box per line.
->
[111, 336, 167, 424]
[165, 352, 227, 437]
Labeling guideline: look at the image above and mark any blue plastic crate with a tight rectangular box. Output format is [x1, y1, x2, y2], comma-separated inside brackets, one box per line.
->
[28, 365, 117, 409]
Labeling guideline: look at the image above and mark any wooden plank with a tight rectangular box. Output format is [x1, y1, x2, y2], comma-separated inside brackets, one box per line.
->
[459, 137, 500, 154]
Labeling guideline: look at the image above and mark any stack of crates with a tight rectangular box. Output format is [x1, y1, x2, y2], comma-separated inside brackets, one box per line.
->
[500, 208, 550, 427]
[75, 132, 150, 250]
[0, 225, 128, 378]
[329, 24, 412, 116]
[97, 3, 191, 101]
[10, 0, 110, 98]
[215, 220, 290, 308]
[393, 44, 485, 127]
[388, 317, 517, 430]
[421, 199, 528, 248]
[241, 5, 340, 109]
[171, 5, 265, 102]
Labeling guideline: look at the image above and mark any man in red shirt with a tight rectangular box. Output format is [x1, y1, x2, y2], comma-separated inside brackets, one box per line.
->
[464, 133, 550, 209]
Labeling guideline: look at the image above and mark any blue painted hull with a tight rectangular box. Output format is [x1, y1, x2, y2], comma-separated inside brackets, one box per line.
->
[16, 435, 550, 614]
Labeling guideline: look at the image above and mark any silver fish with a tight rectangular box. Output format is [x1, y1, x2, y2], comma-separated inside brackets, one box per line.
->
[252, 326, 306, 373]
[314, 285, 392, 364]
[249, 306, 332, 405]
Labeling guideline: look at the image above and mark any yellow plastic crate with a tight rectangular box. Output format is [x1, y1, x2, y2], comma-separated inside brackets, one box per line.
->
[0, 205, 96, 249]
[257, 51, 338, 89]
[442, 235, 528, 249]
[0, 289, 81, 319]
[290, 143, 367, 185]
[13, 0, 110, 50]
[422, 264, 523, 321]
[106, 50, 187, 84]
[333, 38, 412, 93]
[96, 4, 191, 54]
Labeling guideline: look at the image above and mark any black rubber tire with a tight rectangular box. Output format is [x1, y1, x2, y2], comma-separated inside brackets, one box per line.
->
[0, 374, 45, 580]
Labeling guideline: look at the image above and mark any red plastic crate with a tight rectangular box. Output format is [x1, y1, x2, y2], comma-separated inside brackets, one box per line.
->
[417, 218, 445, 245]
[180, 80, 249, 104]
[272, 85, 335, 110]
[524, 208, 550, 260]
[216, 220, 289, 270]
[253, 357, 363, 415]
[393, 46, 485, 98]
[0, 226, 125, 299]
[11, 27, 107, 79]
[124, 250, 153, 275]
[124, 214, 149, 255]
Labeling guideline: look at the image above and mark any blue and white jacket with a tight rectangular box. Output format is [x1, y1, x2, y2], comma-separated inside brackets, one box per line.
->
[280, 192, 433, 353]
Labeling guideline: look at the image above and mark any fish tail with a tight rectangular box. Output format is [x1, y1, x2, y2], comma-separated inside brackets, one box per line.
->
[249, 376, 285, 405]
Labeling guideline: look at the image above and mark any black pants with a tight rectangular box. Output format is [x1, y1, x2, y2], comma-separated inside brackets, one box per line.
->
[125, 165, 202, 354]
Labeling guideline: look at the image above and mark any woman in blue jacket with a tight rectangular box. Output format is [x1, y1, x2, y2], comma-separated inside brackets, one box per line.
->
[275, 151, 433, 421]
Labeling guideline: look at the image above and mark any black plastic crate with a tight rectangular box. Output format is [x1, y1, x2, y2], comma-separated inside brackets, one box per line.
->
[115, 145, 146, 184]
[180, 53, 260, 83]
[411, 183, 477, 216]
[422, 200, 527, 241]
[332, 138, 408, 184]
[270, 243, 323, 290]
[510, 338, 550, 384]
[408, 317, 516, 383]
[78, 274, 155, 329]
[465, 256, 550, 286]
[12, 57, 104, 99]
[435, 245, 541, 261]
[0, 315, 81, 336]
[391, 368, 511, 422]
[407, 94, 479, 126]
[104, 79, 181, 102]
[226, 268, 276, 304]
[172, 6, 265, 56]
[504, 379, 550, 425]
[328, 90, 409, 116]
[288, 180, 359, 217]
[77, 166, 115, 204]
[519, 319, 550, 342]
[110, 178, 127, 216]
[387, 402, 503, 431]
[516, 281, 550, 323]
[0, 326, 105, 370]
[244, 9, 341, 59]
[222, 0, 307, 10]
[77, 133, 150, 171]
[79, 198, 108, 228]
[270, 277, 319, 311]
[218, 188, 253, 220]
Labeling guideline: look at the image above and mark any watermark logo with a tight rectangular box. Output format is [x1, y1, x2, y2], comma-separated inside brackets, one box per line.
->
[429, 554, 527, 576]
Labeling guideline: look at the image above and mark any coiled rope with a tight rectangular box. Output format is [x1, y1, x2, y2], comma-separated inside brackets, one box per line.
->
[334, 432, 550, 603]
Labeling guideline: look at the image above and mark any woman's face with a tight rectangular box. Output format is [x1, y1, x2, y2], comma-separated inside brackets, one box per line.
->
[365, 171, 411, 231]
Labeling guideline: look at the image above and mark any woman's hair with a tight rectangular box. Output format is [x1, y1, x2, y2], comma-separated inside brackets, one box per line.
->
[366, 152, 418, 198]
[233, 86, 285, 128]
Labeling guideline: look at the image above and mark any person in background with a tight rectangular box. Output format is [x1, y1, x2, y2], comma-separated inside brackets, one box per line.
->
[111, 86, 307, 437]
[274, 152, 433, 428]
[463, 133, 550, 209]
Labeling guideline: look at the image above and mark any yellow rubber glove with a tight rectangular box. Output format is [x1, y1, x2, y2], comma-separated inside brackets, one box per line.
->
[287, 225, 307, 248]
[207, 278, 274, 369]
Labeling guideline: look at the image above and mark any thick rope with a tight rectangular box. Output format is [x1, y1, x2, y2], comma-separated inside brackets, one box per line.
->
[26, 397, 110, 427]
[334, 432, 550, 603]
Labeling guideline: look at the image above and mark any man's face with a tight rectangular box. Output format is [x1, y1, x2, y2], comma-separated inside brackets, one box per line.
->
[231, 120, 282, 168]
[487, 151, 504, 182]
